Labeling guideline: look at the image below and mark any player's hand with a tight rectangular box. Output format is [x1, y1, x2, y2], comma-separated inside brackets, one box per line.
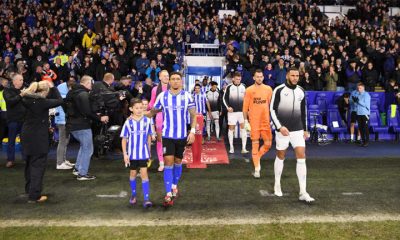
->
[208, 112, 213, 120]
[303, 131, 310, 140]
[156, 132, 162, 142]
[123, 153, 130, 167]
[227, 107, 233, 113]
[151, 134, 156, 142]
[187, 132, 195, 144]
[279, 126, 289, 136]
[245, 120, 251, 131]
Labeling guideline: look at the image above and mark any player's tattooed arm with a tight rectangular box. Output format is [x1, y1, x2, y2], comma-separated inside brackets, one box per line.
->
[146, 108, 162, 118]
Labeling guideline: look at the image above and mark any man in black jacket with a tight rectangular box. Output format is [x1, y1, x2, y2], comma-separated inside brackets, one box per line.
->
[66, 75, 108, 180]
[3, 74, 26, 168]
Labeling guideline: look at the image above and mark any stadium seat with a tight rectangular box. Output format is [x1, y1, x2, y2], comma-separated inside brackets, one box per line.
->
[387, 109, 400, 141]
[369, 109, 389, 141]
[333, 92, 343, 105]
[327, 105, 348, 141]
[316, 97, 328, 114]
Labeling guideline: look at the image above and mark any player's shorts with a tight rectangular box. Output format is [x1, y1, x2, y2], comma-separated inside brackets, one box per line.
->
[227, 112, 244, 125]
[350, 111, 357, 124]
[129, 160, 148, 170]
[162, 137, 187, 159]
[206, 111, 220, 121]
[250, 129, 272, 141]
[275, 130, 306, 150]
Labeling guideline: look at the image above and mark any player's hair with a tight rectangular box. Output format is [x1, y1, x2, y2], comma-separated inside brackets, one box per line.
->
[194, 83, 201, 88]
[287, 67, 299, 73]
[210, 81, 218, 86]
[357, 82, 365, 87]
[253, 69, 263, 75]
[170, 71, 182, 79]
[129, 98, 143, 107]
[142, 98, 149, 103]
[233, 71, 241, 78]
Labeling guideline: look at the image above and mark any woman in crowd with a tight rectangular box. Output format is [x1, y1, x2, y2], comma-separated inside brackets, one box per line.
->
[21, 80, 63, 203]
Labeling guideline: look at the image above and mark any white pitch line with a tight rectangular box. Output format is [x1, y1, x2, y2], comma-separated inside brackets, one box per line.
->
[96, 191, 128, 198]
[342, 192, 363, 196]
[1, 214, 400, 227]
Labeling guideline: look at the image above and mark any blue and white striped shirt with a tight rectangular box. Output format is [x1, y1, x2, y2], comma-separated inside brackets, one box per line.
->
[193, 93, 208, 115]
[154, 90, 195, 139]
[120, 117, 153, 160]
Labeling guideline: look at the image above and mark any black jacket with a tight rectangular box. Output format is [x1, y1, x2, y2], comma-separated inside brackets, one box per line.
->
[91, 81, 120, 113]
[66, 84, 101, 132]
[3, 86, 26, 123]
[21, 88, 63, 155]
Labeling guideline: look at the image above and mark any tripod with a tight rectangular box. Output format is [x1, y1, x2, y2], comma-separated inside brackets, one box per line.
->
[309, 114, 330, 146]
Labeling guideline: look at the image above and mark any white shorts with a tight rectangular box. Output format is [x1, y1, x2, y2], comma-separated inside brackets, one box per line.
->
[206, 111, 219, 121]
[228, 112, 244, 125]
[275, 130, 306, 150]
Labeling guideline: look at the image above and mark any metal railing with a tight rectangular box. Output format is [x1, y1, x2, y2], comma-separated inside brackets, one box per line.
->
[184, 43, 226, 56]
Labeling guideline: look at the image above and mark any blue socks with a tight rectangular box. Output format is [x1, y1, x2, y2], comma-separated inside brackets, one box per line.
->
[164, 166, 174, 194]
[129, 178, 136, 197]
[130, 177, 151, 201]
[173, 163, 182, 185]
[142, 180, 150, 201]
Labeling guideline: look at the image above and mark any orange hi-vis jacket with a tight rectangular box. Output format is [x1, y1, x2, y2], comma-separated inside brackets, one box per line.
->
[242, 84, 273, 131]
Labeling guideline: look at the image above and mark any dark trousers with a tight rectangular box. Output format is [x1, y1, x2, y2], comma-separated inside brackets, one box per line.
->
[25, 153, 47, 201]
[357, 115, 370, 144]
[0, 112, 7, 143]
[7, 121, 23, 162]
[219, 110, 228, 136]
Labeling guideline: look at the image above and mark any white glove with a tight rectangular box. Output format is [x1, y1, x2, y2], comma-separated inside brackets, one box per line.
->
[245, 120, 251, 131]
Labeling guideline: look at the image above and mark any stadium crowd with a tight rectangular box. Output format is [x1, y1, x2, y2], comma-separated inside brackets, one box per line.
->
[0, 0, 400, 201]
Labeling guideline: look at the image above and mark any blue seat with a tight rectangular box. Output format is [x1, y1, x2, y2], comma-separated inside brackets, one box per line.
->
[387, 109, 400, 141]
[333, 93, 343, 105]
[316, 97, 327, 114]
[369, 109, 389, 140]
[327, 105, 348, 141]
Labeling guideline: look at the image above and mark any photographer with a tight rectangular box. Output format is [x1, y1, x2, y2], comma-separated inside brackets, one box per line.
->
[91, 73, 126, 155]
[65, 75, 109, 180]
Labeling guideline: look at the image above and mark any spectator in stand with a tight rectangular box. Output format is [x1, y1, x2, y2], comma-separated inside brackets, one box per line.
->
[41, 63, 57, 82]
[136, 51, 150, 81]
[362, 62, 379, 92]
[299, 71, 314, 91]
[82, 29, 96, 50]
[145, 60, 161, 84]
[263, 63, 277, 88]
[346, 60, 362, 91]
[275, 58, 287, 86]
[386, 79, 399, 93]
[325, 65, 338, 91]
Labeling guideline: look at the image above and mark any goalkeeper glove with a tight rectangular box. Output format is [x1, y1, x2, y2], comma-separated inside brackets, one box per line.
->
[245, 120, 251, 131]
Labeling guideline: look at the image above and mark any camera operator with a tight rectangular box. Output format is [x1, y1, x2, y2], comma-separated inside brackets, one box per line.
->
[65, 75, 109, 180]
[91, 73, 126, 155]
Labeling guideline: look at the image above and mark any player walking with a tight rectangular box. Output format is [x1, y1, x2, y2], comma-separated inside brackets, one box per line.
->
[147, 72, 197, 207]
[270, 67, 315, 203]
[243, 69, 273, 178]
[223, 72, 248, 154]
